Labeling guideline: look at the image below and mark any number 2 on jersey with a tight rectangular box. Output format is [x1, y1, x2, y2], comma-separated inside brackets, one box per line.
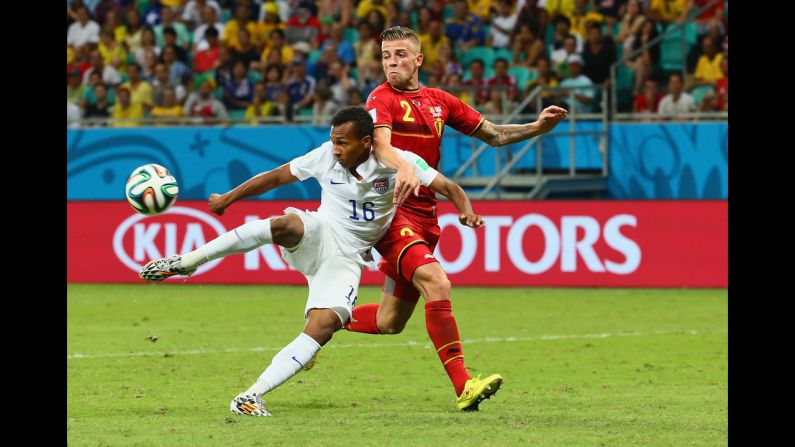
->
[399, 100, 415, 122]
[349, 200, 375, 221]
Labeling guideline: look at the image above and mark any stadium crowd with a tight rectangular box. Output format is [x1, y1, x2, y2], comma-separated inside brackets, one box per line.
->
[67, 0, 728, 127]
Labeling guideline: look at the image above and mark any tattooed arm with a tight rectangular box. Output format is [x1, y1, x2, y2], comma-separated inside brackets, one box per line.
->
[472, 105, 569, 147]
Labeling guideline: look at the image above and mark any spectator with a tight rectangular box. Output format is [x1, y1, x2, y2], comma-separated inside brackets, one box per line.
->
[322, 23, 356, 66]
[103, 9, 127, 44]
[311, 80, 339, 124]
[546, 0, 576, 18]
[468, 0, 494, 24]
[193, 5, 225, 51]
[648, 0, 690, 25]
[463, 59, 490, 106]
[626, 19, 660, 94]
[261, 29, 295, 67]
[633, 78, 663, 113]
[162, 45, 191, 86]
[111, 86, 145, 127]
[67, 44, 94, 79]
[142, 0, 164, 28]
[712, 57, 727, 111]
[551, 34, 579, 79]
[83, 82, 113, 121]
[487, 57, 519, 103]
[192, 26, 221, 75]
[223, 4, 261, 49]
[80, 70, 116, 111]
[347, 87, 363, 106]
[523, 56, 561, 113]
[214, 46, 236, 90]
[514, 0, 549, 42]
[286, 59, 317, 110]
[419, 20, 450, 72]
[150, 87, 184, 125]
[615, 0, 645, 48]
[163, 28, 190, 64]
[121, 62, 154, 111]
[356, 0, 388, 20]
[691, 36, 724, 87]
[155, 7, 191, 50]
[67, 68, 86, 106]
[316, 0, 350, 26]
[582, 22, 616, 85]
[83, 49, 122, 86]
[135, 27, 161, 68]
[366, 10, 387, 40]
[358, 53, 387, 97]
[692, 0, 725, 35]
[416, 8, 433, 36]
[448, 73, 473, 105]
[490, 0, 519, 49]
[181, 0, 221, 30]
[270, 89, 294, 123]
[258, 1, 286, 41]
[327, 61, 357, 105]
[445, 0, 486, 52]
[559, 53, 594, 113]
[549, 14, 584, 56]
[68, 100, 82, 127]
[355, 21, 378, 75]
[183, 78, 229, 122]
[285, 3, 322, 46]
[433, 39, 464, 85]
[223, 60, 255, 111]
[245, 82, 275, 124]
[124, 8, 145, 54]
[512, 23, 545, 68]
[312, 43, 341, 83]
[658, 72, 695, 118]
[263, 63, 287, 102]
[67, 5, 101, 48]
[231, 28, 262, 69]
[482, 89, 505, 115]
[141, 48, 158, 82]
[152, 62, 187, 105]
[567, 0, 604, 39]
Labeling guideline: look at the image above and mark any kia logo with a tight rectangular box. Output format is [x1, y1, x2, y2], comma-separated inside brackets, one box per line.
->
[112, 206, 227, 276]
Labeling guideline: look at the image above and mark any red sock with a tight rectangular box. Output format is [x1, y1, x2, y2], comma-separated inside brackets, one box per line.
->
[345, 303, 382, 334]
[425, 300, 471, 396]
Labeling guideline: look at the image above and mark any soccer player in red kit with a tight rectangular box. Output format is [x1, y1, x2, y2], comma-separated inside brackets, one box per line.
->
[345, 26, 568, 411]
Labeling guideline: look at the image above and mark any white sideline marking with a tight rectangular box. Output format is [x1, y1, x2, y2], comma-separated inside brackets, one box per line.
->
[67, 329, 726, 360]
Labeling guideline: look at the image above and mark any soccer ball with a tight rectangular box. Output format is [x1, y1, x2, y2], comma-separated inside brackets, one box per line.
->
[125, 163, 179, 215]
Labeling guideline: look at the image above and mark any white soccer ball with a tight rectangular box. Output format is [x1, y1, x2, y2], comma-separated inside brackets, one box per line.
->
[125, 163, 179, 215]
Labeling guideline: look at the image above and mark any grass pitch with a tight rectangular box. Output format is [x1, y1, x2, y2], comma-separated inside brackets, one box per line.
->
[67, 284, 727, 446]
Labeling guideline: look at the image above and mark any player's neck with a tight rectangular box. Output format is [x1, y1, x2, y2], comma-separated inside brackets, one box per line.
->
[389, 78, 420, 92]
[349, 150, 372, 180]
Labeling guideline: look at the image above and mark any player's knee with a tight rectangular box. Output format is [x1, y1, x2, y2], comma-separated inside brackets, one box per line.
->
[271, 214, 304, 247]
[376, 315, 406, 334]
[414, 266, 451, 301]
[304, 309, 342, 345]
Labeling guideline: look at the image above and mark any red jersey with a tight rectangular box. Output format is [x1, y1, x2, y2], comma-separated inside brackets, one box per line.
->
[365, 82, 484, 216]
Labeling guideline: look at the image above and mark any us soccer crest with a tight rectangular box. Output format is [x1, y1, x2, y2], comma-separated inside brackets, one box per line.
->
[373, 177, 389, 195]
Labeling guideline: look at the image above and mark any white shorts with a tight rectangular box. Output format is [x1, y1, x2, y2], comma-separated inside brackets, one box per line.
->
[279, 207, 361, 325]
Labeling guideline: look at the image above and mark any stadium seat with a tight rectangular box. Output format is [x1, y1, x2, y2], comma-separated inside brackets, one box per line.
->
[494, 47, 514, 64]
[349, 68, 359, 82]
[308, 49, 322, 64]
[462, 67, 494, 81]
[689, 84, 715, 106]
[221, 8, 231, 23]
[508, 66, 538, 91]
[343, 27, 359, 44]
[461, 46, 496, 68]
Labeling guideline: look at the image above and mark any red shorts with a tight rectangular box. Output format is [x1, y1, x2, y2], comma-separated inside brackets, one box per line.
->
[375, 209, 441, 303]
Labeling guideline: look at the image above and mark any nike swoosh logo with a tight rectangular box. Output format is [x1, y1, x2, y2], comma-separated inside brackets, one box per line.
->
[330, 180, 344, 185]
[291, 356, 305, 368]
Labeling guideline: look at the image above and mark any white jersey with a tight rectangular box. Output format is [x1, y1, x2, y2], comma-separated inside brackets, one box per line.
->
[289, 142, 438, 263]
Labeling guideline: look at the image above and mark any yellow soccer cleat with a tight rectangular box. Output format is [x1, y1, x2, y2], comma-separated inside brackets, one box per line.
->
[456, 374, 503, 411]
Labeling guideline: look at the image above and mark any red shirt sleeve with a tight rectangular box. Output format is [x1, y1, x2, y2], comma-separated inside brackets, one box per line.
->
[365, 88, 396, 130]
[441, 89, 484, 136]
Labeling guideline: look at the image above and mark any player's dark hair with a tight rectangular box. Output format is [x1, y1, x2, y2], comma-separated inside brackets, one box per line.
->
[331, 106, 374, 139]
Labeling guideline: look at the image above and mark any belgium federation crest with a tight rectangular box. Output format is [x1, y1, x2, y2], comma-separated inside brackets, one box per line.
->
[373, 177, 389, 195]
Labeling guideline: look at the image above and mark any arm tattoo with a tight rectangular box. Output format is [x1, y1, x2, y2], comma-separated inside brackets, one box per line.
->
[475, 120, 538, 147]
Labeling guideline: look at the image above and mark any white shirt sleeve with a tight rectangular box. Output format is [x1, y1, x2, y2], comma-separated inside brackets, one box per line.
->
[289, 142, 333, 181]
[394, 148, 439, 186]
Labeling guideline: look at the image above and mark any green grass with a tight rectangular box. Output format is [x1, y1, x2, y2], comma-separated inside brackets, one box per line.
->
[67, 284, 728, 446]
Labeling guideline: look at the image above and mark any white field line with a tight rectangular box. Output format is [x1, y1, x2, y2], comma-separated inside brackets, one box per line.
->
[67, 328, 726, 360]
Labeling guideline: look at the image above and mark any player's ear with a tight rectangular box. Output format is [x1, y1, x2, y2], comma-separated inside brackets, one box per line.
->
[362, 134, 372, 149]
[416, 52, 423, 66]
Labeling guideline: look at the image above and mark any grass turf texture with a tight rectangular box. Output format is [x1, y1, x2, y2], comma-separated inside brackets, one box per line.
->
[68, 284, 727, 446]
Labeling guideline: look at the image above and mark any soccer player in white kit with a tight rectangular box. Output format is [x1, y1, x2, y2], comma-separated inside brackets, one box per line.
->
[139, 106, 485, 416]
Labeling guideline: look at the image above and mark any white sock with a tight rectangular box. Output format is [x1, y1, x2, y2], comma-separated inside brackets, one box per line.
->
[245, 333, 321, 396]
[181, 219, 273, 269]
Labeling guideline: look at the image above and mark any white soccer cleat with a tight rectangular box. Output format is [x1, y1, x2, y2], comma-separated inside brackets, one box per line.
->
[230, 393, 272, 417]
[139, 255, 197, 282]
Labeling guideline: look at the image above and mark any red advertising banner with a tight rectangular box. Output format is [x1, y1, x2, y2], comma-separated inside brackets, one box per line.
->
[67, 200, 727, 287]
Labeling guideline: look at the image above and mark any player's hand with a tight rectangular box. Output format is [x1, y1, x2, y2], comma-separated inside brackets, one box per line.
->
[394, 165, 421, 206]
[208, 193, 228, 216]
[459, 213, 484, 228]
[535, 105, 568, 134]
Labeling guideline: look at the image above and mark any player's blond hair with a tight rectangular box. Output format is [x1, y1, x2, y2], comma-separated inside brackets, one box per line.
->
[380, 26, 421, 54]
